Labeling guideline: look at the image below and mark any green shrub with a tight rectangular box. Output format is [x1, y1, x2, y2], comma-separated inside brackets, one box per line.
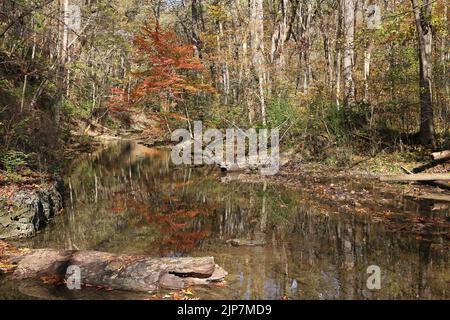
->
[0, 150, 29, 172]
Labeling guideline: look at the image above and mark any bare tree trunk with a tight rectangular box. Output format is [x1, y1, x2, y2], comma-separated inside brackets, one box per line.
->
[250, 0, 266, 125]
[20, 15, 39, 113]
[442, 1, 449, 135]
[191, 0, 203, 58]
[216, 21, 230, 105]
[302, 2, 312, 95]
[242, 37, 256, 123]
[20, 74, 28, 112]
[363, 42, 372, 103]
[270, 0, 288, 70]
[411, 0, 437, 148]
[323, 31, 334, 95]
[335, 0, 343, 107]
[55, 0, 69, 126]
[223, 62, 230, 104]
[343, 0, 356, 107]
[152, 0, 163, 21]
[362, 0, 372, 104]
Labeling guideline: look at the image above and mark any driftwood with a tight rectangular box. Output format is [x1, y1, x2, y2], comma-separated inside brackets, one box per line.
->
[5, 249, 227, 293]
[380, 173, 450, 182]
[431, 150, 450, 161]
[400, 166, 450, 191]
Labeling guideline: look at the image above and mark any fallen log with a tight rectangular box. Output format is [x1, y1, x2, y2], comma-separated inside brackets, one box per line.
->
[4, 248, 227, 293]
[380, 173, 450, 182]
[400, 167, 450, 191]
[431, 150, 450, 161]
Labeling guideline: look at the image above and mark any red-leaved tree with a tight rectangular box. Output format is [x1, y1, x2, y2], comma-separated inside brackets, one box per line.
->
[109, 20, 213, 111]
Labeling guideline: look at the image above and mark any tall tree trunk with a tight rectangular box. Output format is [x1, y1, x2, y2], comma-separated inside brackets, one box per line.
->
[20, 74, 28, 112]
[411, 0, 437, 148]
[270, 0, 288, 71]
[322, 31, 334, 96]
[250, 0, 266, 125]
[335, 0, 343, 107]
[363, 42, 372, 103]
[343, 0, 356, 107]
[191, 0, 203, 58]
[55, 0, 69, 126]
[302, 2, 312, 95]
[442, 0, 449, 135]
[362, 0, 372, 104]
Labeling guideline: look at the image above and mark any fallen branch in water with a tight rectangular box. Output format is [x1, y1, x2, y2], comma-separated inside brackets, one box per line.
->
[2, 246, 227, 293]
[399, 167, 450, 191]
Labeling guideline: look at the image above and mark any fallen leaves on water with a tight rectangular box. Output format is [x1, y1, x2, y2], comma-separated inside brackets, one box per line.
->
[156, 288, 199, 300]
[40, 275, 64, 285]
[82, 283, 114, 291]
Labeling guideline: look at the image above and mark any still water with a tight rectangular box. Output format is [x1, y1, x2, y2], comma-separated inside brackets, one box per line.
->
[1, 141, 449, 299]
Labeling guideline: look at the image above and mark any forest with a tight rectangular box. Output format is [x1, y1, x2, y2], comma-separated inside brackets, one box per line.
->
[0, 0, 449, 301]
[0, 0, 448, 164]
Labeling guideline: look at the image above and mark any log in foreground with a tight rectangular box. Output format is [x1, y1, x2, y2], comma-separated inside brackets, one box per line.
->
[380, 173, 450, 182]
[6, 249, 227, 293]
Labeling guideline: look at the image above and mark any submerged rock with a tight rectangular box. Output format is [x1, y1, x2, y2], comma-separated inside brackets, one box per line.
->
[0, 180, 63, 239]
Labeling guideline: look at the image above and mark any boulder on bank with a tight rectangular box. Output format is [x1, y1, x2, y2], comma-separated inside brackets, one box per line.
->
[0, 180, 63, 239]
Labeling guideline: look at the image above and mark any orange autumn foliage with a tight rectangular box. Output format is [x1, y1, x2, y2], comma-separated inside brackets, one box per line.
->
[109, 20, 213, 111]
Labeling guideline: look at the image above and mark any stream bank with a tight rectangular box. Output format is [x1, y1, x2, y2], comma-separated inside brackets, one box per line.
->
[0, 108, 165, 240]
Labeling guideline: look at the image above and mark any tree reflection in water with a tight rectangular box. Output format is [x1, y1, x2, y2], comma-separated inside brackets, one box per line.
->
[17, 141, 449, 299]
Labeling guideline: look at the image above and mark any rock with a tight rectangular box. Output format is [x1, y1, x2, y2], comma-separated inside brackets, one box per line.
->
[0, 181, 63, 239]
[0, 215, 11, 227]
